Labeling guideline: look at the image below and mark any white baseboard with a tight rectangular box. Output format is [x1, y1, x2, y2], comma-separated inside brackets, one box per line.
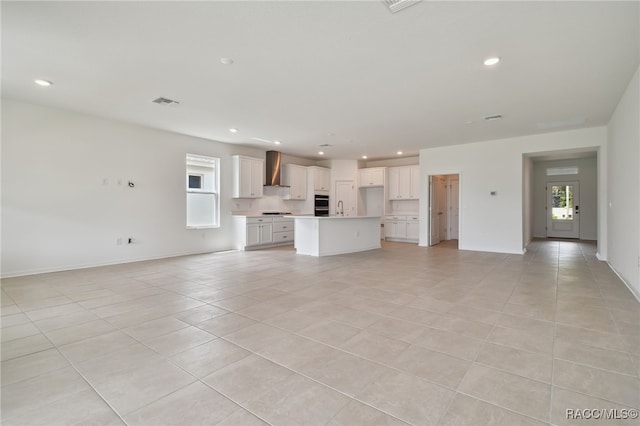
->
[606, 262, 640, 303]
[0, 248, 235, 279]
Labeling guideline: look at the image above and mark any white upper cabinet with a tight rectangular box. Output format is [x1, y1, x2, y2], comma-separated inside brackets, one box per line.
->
[358, 167, 385, 187]
[281, 164, 307, 200]
[232, 155, 263, 198]
[409, 165, 420, 199]
[388, 165, 420, 200]
[310, 167, 331, 192]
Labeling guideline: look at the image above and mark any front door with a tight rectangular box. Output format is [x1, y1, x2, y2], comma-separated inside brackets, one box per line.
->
[547, 181, 580, 238]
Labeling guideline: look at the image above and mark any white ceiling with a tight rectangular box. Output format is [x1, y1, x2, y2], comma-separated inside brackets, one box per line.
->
[3, 1, 638, 161]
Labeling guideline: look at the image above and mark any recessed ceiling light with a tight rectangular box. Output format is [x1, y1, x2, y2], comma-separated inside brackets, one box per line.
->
[229, 128, 238, 133]
[34, 79, 53, 86]
[220, 58, 234, 65]
[362, 155, 368, 159]
[318, 151, 324, 155]
[483, 57, 500, 66]
[274, 141, 281, 145]
[397, 151, 403, 155]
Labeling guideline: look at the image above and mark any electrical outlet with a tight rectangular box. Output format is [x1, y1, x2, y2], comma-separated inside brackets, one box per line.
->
[128, 238, 133, 244]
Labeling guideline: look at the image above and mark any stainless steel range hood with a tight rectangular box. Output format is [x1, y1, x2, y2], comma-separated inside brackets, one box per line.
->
[265, 150, 289, 187]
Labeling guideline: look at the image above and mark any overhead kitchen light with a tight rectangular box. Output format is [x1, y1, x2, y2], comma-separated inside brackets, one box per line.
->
[397, 151, 403, 155]
[362, 155, 368, 159]
[229, 128, 238, 133]
[220, 58, 234, 65]
[273, 140, 281, 145]
[34, 79, 53, 86]
[318, 151, 324, 155]
[483, 57, 500, 66]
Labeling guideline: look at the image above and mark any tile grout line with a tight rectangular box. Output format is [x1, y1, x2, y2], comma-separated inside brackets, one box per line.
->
[548, 240, 561, 425]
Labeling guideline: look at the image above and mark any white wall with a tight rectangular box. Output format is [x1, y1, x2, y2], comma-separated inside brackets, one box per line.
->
[0, 99, 310, 277]
[607, 66, 640, 300]
[419, 127, 607, 254]
[326, 159, 358, 216]
[532, 157, 598, 240]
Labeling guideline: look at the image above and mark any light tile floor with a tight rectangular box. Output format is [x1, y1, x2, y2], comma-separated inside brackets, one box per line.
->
[1, 239, 639, 425]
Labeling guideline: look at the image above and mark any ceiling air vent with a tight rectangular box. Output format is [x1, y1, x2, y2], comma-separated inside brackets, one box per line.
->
[152, 97, 180, 106]
[484, 114, 503, 121]
[319, 144, 332, 147]
[383, 0, 421, 13]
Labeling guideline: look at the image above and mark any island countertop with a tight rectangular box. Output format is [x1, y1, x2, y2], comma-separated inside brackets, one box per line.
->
[292, 215, 381, 256]
[290, 215, 380, 220]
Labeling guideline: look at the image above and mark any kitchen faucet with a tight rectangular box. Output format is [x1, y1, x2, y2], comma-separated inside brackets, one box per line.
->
[337, 200, 344, 216]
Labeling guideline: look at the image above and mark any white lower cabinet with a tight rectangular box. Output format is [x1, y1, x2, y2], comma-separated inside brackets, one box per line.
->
[406, 216, 419, 241]
[385, 218, 407, 239]
[384, 215, 419, 243]
[246, 221, 273, 247]
[234, 216, 294, 250]
[272, 217, 295, 244]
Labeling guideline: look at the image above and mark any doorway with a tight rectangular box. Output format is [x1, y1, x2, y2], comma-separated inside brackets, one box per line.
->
[429, 174, 459, 246]
[547, 181, 580, 238]
[525, 152, 598, 247]
[335, 180, 356, 216]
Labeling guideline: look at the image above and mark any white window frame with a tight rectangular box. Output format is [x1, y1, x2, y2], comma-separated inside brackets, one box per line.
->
[186, 154, 220, 229]
[546, 166, 579, 176]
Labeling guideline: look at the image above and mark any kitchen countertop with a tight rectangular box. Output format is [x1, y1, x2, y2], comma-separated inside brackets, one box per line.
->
[290, 215, 380, 220]
[232, 212, 301, 218]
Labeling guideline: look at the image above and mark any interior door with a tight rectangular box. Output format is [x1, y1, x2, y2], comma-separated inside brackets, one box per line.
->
[429, 176, 440, 245]
[547, 181, 580, 238]
[437, 177, 447, 239]
[335, 180, 355, 216]
[449, 178, 459, 239]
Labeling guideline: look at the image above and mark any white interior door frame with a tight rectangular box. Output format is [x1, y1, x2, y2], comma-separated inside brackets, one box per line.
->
[429, 176, 439, 245]
[428, 173, 461, 246]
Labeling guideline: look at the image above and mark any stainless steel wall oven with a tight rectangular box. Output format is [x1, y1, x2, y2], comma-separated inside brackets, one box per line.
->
[314, 194, 329, 217]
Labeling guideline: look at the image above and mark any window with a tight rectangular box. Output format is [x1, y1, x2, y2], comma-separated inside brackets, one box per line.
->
[546, 166, 579, 176]
[186, 154, 220, 228]
[188, 174, 203, 190]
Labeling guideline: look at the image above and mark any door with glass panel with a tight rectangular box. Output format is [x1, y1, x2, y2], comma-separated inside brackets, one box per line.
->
[547, 181, 580, 238]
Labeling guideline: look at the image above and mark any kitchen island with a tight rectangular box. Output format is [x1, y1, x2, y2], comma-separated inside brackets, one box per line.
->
[292, 216, 381, 256]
